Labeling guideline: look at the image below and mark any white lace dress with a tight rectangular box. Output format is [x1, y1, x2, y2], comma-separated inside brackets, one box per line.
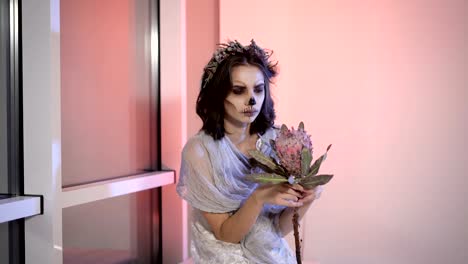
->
[176, 128, 296, 264]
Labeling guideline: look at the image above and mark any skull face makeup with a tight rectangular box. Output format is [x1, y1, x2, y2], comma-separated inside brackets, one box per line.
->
[224, 64, 265, 127]
[196, 39, 277, 139]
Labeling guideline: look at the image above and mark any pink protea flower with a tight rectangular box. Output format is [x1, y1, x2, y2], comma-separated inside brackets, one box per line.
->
[247, 121, 332, 264]
[274, 125, 313, 176]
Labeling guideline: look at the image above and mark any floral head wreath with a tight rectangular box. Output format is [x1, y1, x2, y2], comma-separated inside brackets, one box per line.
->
[202, 39, 273, 89]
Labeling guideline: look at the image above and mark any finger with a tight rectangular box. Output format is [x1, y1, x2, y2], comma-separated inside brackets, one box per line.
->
[289, 201, 304, 207]
[298, 195, 315, 203]
[285, 188, 303, 198]
[291, 184, 304, 192]
[282, 199, 303, 207]
[301, 189, 315, 195]
[301, 185, 323, 196]
[278, 183, 292, 192]
[281, 193, 300, 202]
[298, 192, 315, 202]
[299, 187, 324, 203]
[300, 190, 315, 199]
[274, 193, 303, 207]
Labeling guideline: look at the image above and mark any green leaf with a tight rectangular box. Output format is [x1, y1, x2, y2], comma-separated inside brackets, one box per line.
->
[299, 174, 334, 189]
[281, 124, 288, 133]
[245, 173, 288, 184]
[248, 149, 285, 175]
[298, 121, 304, 131]
[301, 147, 312, 176]
[307, 144, 332, 177]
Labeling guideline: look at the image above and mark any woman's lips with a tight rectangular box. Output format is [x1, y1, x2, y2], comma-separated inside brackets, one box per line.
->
[242, 110, 258, 117]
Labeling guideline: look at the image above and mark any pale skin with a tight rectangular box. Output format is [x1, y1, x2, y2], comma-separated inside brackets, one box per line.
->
[202, 64, 324, 244]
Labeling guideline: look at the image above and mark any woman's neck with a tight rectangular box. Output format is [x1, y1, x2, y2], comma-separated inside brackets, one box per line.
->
[224, 120, 252, 145]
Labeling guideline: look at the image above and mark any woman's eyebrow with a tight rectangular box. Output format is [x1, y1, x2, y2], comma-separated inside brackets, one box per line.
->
[232, 80, 247, 86]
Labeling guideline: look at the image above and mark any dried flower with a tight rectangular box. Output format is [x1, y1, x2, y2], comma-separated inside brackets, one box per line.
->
[246, 122, 333, 264]
[274, 124, 313, 176]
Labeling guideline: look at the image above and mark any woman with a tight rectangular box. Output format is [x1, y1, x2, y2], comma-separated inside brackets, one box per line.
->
[176, 40, 323, 263]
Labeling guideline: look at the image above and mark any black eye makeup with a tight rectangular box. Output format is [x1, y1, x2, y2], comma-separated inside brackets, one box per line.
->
[254, 84, 265, 93]
[232, 85, 246, 94]
[230, 83, 264, 95]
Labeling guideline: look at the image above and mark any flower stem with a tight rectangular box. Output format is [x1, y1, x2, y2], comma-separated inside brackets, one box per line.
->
[293, 207, 302, 264]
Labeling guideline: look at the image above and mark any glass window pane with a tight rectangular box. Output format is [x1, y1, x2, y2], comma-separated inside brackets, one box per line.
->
[1, 0, 10, 260]
[0, 0, 9, 194]
[1, 0, 23, 263]
[60, 0, 153, 187]
[0, 82, 7, 193]
[0, 223, 8, 263]
[63, 190, 158, 264]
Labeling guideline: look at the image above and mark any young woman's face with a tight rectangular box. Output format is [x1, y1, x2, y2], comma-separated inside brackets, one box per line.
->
[224, 64, 266, 126]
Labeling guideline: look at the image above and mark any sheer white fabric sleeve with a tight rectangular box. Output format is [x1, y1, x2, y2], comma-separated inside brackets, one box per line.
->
[176, 137, 241, 213]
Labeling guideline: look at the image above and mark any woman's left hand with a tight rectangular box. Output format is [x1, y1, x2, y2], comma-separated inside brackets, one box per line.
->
[290, 184, 324, 204]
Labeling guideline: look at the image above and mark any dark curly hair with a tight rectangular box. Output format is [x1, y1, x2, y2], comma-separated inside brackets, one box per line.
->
[196, 40, 278, 140]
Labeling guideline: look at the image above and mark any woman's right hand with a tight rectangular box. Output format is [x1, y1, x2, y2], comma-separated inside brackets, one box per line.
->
[252, 183, 304, 207]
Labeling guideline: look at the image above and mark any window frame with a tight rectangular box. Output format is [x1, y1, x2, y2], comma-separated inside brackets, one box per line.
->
[1, 0, 174, 263]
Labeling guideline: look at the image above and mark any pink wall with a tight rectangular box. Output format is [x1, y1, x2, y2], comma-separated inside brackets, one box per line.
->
[220, 0, 468, 263]
[186, 0, 218, 137]
[184, 0, 220, 260]
[160, 0, 220, 262]
[160, 0, 186, 262]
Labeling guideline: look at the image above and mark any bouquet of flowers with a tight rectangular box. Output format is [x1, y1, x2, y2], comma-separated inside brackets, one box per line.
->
[247, 122, 333, 264]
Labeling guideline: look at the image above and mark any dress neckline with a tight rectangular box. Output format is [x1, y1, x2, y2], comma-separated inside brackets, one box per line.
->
[224, 133, 262, 159]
